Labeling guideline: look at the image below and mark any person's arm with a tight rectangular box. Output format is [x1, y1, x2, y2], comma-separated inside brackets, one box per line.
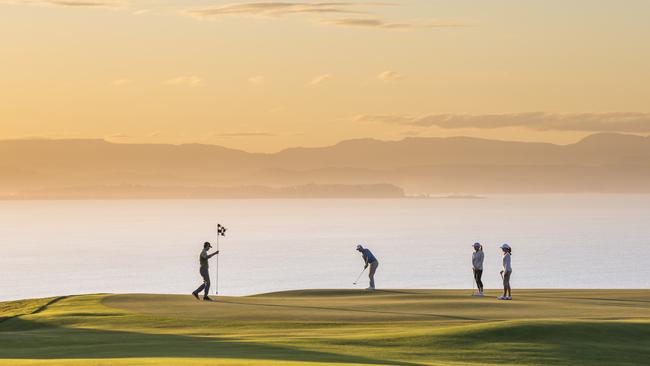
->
[363, 253, 369, 268]
[208, 251, 219, 259]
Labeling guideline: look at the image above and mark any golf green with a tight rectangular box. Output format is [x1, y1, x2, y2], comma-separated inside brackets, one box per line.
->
[1, 289, 649, 365]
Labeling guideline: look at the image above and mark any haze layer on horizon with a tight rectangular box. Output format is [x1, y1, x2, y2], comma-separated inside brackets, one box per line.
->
[2, 0, 649, 152]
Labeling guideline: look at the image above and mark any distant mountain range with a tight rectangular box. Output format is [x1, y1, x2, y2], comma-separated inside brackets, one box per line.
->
[1, 133, 649, 198]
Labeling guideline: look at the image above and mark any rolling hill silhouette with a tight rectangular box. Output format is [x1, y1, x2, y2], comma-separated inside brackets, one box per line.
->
[1, 133, 648, 197]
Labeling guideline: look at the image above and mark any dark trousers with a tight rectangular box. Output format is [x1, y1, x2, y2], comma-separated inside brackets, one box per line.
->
[194, 267, 211, 297]
[473, 269, 484, 292]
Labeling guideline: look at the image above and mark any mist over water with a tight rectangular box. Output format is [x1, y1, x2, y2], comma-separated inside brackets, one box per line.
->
[1, 196, 649, 301]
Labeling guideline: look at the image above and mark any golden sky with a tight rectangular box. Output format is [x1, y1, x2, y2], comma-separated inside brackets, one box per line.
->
[1, 0, 649, 152]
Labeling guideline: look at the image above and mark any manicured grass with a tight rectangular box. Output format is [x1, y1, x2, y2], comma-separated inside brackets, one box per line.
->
[1, 290, 649, 365]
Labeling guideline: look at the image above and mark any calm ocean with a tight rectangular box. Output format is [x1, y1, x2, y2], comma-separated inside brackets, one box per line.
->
[1, 195, 649, 301]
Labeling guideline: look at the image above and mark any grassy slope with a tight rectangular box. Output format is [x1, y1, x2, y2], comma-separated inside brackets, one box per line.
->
[1, 289, 649, 366]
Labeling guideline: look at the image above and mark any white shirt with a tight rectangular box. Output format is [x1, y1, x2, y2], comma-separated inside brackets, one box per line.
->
[503, 252, 512, 272]
[472, 251, 484, 270]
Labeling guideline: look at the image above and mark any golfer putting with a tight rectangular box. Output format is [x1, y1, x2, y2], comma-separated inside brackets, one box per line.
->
[356, 244, 379, 291]
[192, 241, 219, 301]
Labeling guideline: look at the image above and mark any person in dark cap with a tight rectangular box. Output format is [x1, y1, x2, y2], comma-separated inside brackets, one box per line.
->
[472, 242, 485, 296]
[192, 241, 219, 301]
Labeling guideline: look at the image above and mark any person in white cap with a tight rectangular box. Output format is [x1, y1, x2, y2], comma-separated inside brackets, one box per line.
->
[472, 242, 485, 296]
[498, 243, 512, 300]
[356, 244, 379, 291]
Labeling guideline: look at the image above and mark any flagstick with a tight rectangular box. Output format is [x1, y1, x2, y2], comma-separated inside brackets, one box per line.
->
[215, 227, 219, 295]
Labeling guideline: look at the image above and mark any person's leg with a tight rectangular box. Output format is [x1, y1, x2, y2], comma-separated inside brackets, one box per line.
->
[194, 268, 206, 295]
[368, 261, 378, 289]
[476, 270, 484, 293]
[502, 273, 507, 297]
[200, 267, 211, 297]
[204, 278, 211, 297]
[505, 271, 512, 297]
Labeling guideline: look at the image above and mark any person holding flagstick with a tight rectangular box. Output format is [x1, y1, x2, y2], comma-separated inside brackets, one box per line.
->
[192, 241, 219, 301]
[472, 242, 485, 296]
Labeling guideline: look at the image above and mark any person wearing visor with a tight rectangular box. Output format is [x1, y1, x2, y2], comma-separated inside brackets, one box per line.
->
[472, 242, 485, 296]
[498, 243, 513, 300]
[356, 244, 379, 291]
[192, 241, 219, 301]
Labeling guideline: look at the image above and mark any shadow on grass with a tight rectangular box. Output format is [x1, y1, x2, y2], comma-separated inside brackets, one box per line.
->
[214, 299, 479, 321]
[31, 296, 69, 314]
[516, 294, 650, 304]
[0, 318, 423, 366]
[0, 296, 68, 325]
[330, 320, 650, 366]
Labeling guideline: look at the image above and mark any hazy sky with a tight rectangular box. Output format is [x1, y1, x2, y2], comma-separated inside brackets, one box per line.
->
[1, 0, 649, 152]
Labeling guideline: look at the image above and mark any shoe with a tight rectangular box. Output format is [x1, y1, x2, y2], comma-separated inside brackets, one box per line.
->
[192, 292, 200, 300]
[506, 296, 512, 300]
[477, 292, 484, 297]
[497, 296, 507, 300]
[203, 296, 214, 301]
[365, 287, 375, 291]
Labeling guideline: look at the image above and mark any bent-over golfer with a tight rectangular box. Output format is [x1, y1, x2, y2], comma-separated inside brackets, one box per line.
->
[192, 241, 218, 301]
[356, 244, 379, 291]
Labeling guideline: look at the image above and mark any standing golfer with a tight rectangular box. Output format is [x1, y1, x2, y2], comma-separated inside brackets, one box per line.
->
[192, 242, 219, 301]
[472, 242, 485, 296]
[356, 244, 379, 291]
[498, 243, 512, 300]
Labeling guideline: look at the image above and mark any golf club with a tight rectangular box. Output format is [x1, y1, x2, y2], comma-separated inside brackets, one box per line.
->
[353, 267, 366, 285]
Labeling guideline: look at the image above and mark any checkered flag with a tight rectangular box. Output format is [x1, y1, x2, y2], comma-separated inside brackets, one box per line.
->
[217, 224, 227, 237]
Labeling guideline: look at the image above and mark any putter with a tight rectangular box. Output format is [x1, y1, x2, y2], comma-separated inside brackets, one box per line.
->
[353, 267, 366, 285]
